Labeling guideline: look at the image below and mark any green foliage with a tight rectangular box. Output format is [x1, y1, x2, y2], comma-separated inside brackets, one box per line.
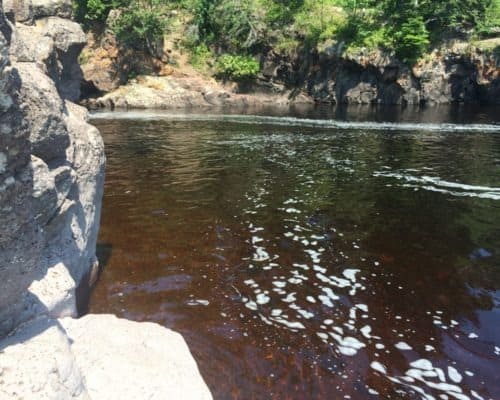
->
[76, 0, 499, 68]
[189, 43, 214, 72]
[266, 0, 303, 25]
[293, 0, 347, 44]
[215, 54, 260, 80]
[208, 0, 267, 51]
[73, 0, 129, 23]
[392, 16, 430, 63]
[476, 0, 500, 37]
[111, 0, 168, 54]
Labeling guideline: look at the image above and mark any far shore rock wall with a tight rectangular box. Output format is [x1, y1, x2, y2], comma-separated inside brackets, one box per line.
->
[81, 25, 500, 107]
[260, 44, 500, 105]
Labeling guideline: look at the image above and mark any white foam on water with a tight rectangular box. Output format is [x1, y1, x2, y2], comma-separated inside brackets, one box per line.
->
[282, 292, 296, 303]
[329, 333, 366, 356]
[91, 111, 500, 134]
[317, 332, 329, 340]
[293, 263, 310, 270]
[252, 236, 264, 244]
[271, 309, 282, 317]
[245, 300, 258, 311]
[253, 247, 270, 261]
[306, 296, 316, 303]
[272, 318, 305, 330]
[395, 342, 413, 351]
[371, 361, 388, 374]
[373, 171, 500, 200]
[410, 359, 434, 370]
[356, 304, 368, 312]
[313, 264, 327, 273]
[447, 366, 462, 383]
[295, 307, 315, 319]
[187, 299, 210, 306]
[470, 390, 485, 400]
[256, 293, 270, 305]
[360, 325, 372, 339]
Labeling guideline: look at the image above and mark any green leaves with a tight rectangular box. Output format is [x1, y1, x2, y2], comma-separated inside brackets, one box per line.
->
[74, 0, 498, 68]
[392, 16, 430, 63]
[73, 0, 130, 24]
[111, 1, 168, 54]
[215, 54, 260, 80]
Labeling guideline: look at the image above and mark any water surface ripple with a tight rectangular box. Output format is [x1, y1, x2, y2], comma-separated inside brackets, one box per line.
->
[90, 110, 500, 400]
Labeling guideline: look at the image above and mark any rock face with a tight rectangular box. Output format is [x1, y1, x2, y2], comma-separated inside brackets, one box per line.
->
[0, 1, 104, 336]
[6, 0, 86, 101]
[0, 315, 213, 400]
[86, 40, 499, 108]
[0, 2, 212, 399]
[260, 44, 500, 105]
[91, 74, 311, 109]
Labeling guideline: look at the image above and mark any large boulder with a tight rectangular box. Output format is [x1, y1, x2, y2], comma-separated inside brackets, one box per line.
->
[4, 0, 72, 23]
[0, 0, 104, 335]
[9, 16, 86, 101]
[0, 315, 213, 400]
[61, 315, 213, 400]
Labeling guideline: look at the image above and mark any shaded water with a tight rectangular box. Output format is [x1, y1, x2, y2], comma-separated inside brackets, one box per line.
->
[90, 106, 500, 400]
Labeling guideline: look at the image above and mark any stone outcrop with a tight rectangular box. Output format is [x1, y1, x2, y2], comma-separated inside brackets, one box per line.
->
[6, 0, 86, 101]
[0, 315, 213, 399]
[0, 2, 212, 398]
[90, 74, 311, 109]
[85, 39, 499, 108]
[260, 43, 500, 105]
[0, 0, 103, 336]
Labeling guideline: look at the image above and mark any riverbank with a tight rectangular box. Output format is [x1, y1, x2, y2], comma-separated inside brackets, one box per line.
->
[79, 8, 500, 109]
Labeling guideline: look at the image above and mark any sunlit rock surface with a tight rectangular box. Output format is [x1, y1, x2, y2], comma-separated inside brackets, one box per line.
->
[0, 315, 212, 400]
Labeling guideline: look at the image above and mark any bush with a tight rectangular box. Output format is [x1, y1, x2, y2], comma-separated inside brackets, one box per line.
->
[392, 16, 430, 64]
[476, 0, 500, 37]
[189, 43, 214, 73]
[215, 54, 260, 80]
[111, 2, 168, 55]
[293, 0, 347, 45]
[73, 0, 129, 24]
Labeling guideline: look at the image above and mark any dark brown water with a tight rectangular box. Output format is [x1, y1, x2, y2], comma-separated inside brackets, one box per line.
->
[90, 106, 500, 400]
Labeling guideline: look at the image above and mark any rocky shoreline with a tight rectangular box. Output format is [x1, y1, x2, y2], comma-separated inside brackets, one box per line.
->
[81, 25, 499, 110]
[0, 1, 211, 398]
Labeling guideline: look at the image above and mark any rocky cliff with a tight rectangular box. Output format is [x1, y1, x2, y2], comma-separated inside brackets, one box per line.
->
[81, 25, 499, 108]
[0, 0, 104, 338]
[0, 1, 211, 398]
[263, 43, 500, 105]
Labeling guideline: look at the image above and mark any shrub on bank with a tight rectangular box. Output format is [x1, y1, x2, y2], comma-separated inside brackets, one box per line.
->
[215, 54, 260, 81]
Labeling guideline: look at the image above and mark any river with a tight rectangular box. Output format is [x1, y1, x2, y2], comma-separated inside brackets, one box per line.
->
[90, 105, 500, 400]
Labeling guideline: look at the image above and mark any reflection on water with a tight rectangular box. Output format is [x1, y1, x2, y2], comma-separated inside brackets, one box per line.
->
[90, 106, 500, 400]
